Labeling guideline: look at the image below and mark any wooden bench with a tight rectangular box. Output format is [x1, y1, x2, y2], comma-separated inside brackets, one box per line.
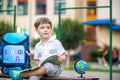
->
[41, 76, 99, 80]
[0, 74, 99, 80]
[0, 73, 10, 78]
[0, 73, 29, 79]
[0, 69, 99, 80]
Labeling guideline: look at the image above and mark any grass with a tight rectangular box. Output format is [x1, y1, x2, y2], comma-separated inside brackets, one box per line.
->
[87, 68, 120, 73]
[30, 60, 120, 73]
[63, 61, 120, 73]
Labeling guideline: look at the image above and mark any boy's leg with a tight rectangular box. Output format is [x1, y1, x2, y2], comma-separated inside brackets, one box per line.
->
[44, 63, 61, 76]
[29, 75, 42, 80]
[20, 66, 46, 78]
[10, 62, 61, 79]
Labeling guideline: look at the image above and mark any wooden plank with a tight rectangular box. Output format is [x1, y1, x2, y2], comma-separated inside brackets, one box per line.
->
[0, 73, 28, 79]
[0, 71, 99, 80]
[0, 74, 10, 78]
[41, 76, 100, 80]
[0, 74, 99, 80]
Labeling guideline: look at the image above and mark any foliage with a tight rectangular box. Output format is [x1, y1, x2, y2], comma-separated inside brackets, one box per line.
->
[89, 49, 103, 62]
[31, 38, 40, 48]
[54, 18, 86, 50]
[0, 21, 14, 41]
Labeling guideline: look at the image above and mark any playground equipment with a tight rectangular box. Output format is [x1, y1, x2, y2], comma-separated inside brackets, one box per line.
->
[74, 60, 87, 78]
[0, 0, 16, 32]
[58, 0, 113, 80]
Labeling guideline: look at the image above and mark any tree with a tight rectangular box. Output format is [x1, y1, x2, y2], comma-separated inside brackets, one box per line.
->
[0, 21, 14, 41]
[54, 18, 86, 67]
[31, 38, 40, 48]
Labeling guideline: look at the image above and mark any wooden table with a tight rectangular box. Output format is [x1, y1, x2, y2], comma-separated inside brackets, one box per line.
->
[0, 73, 100, 80]
[41, 76, 100, 80]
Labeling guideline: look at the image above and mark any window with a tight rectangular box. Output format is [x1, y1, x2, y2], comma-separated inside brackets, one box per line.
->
[87, 1, 96, 16]
[17, 0, 28, 15]
[7, 0, 13, 14]
[54, 0, 66, 14]
[36, 0, 46, 15]
[86, 1, 96, 43]
[86, 27, 96, 41]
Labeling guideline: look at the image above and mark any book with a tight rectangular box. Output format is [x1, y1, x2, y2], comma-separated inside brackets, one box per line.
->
[20, 55, 61, 72]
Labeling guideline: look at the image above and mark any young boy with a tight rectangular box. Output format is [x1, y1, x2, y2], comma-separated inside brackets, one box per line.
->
[10, 17, 66, 80]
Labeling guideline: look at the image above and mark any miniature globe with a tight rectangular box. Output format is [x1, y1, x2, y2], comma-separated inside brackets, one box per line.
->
[74, 60, 87, 74]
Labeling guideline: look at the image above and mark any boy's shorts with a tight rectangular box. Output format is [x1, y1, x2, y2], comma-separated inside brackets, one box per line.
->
[29, 62, 62, 80]
[43, 62, 62, 76]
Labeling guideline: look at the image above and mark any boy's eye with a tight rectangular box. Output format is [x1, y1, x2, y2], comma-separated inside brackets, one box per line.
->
[40, 27, 44, 29]
[47, 26, 50, 29]
[39, 26, 51, 29]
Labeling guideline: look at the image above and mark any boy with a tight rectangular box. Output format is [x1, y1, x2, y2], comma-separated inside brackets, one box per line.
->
[10, 17, 66, 80]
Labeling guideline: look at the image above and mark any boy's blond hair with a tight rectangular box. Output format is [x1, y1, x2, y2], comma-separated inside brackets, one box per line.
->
[34, 17, 52, 28]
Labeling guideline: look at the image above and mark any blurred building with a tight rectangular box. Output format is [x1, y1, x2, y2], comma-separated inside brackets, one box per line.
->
[97, 0, 120, 49]
[0, 0, 87, 39]
[81, 0, 120, 60]
[83, 0, 120, 49]
[0, 0, 120, 60]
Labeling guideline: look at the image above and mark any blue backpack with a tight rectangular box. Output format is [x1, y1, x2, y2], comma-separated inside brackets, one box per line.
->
[0, 32, 31, 74]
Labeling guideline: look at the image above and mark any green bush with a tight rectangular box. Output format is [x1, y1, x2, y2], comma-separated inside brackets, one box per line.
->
[0, 21, 14, 41]
[90, 49, 103, 62]
[54, 18, 86, 50]
[31, 38, 40, 48]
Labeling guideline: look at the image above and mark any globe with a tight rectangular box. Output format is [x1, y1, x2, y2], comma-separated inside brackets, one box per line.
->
[74, 60, 87, 74]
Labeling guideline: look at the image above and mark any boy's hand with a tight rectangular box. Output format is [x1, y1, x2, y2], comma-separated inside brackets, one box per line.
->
[58, 53, 66, 62]
[35, 60, 41, 66]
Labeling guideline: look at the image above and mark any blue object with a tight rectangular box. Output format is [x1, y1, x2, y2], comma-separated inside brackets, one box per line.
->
[3, 33, 28, 44]
[9, 70, 23, 80]
[83, 19, 116, 25]
[107, 24, 120, 30]
[75, 52, 81, 58]
[9, 67, 23, 80]
[0, 32, 31, 75]
[74, 60, 87, 74]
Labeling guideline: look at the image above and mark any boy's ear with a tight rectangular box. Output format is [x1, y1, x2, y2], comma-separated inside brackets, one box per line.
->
[35, 28, 38, 32]
[51, 28, 53, 32]
[35, 28, 40, 34]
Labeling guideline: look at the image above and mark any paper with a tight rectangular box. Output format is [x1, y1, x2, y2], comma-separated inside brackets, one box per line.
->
[20, 55, 61, 73]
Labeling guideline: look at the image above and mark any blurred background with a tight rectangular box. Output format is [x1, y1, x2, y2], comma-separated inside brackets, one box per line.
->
[0, 0, 120, 80]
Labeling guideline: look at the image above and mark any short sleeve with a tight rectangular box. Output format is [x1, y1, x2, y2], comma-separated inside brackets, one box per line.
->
[55, 40, 65, 56]
[34, 43, 39, 60]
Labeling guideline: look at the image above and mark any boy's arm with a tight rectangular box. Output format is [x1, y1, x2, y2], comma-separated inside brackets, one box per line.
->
[58, 52, 66, 62]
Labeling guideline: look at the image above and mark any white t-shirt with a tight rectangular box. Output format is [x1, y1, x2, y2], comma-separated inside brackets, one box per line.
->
[34, 37, 65, 63]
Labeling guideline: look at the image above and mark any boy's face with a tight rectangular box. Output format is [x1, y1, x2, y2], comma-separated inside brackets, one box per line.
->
[35, 23, 53, 40]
